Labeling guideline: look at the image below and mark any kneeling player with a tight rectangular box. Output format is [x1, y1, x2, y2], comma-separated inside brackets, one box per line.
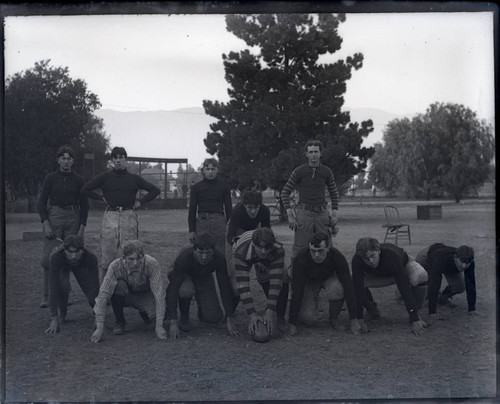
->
[166, 233, 238, 339]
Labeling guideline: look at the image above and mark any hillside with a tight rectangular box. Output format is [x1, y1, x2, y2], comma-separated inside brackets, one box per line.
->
[95, 107, 411, 167]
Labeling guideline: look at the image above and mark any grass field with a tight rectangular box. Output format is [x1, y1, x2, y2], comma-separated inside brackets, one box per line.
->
[3, 199, 497, 402]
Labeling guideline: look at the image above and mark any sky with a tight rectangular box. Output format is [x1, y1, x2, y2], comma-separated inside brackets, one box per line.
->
[3, 9, 495, 167]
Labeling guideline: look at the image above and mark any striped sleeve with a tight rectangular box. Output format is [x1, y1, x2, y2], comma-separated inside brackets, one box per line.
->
[235, 255, 255, 315]
[326, 168, 339, 210]
[281, 169, 298, 209]
[145, 256, 167, 328]
[264, 248, 285, 312]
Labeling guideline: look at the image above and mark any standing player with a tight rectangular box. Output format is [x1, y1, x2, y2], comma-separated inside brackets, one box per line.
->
[280, 139, 339, 265]
[81, 146, 160, 283]
[188, 158, 232, 254]
[37, 145, 89, 308]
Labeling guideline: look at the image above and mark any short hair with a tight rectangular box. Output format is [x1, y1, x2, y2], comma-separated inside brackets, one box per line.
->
[57, 145, 74, 159]
[242, 190, 263, 206]
[202, 158, 219, 168]
[193, 233, 216, 251]
[63, 234, 84, 250]
[309, 232, 330, 248]
[304, 139, 323, 152]
[252, 228, 276, 249]
[111, 146, 128, 158]
[122, 240, 144, 257]
[356, 237, 380, 257]
[455, 245, 474, 262]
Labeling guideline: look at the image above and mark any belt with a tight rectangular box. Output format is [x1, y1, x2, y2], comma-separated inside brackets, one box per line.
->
[106, 206, 134, 212]
[297, 203, 326, 213]
[198, 212, 224, 220]
[53, 204, 80, 211]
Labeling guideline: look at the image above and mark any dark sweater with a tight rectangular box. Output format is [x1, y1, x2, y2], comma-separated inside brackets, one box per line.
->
[281, 163, 339, 210]
[289, 247, 357, 325]
[166, 247, 234, 320]
[49, 248, 99, 317]
[38, 170, 89, 225]
[81, 168, 160, 207]
[352, 243, 419, 322]
[188, 178, 232, 232]
[426, 244, 476, 314]
[226, 202, 271, 244]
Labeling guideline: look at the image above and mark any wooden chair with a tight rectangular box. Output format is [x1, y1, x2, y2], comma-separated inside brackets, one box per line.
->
[382, 205, 411, 245]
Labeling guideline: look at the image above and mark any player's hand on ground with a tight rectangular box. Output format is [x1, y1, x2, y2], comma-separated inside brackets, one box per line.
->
[430, 313, 442, 320]
[169, 320, 180, 339]
[248, 314, 262, 335]
[411, 319, 427, 335]
[90, 325, 104, 343]
[225, 317, 239, 337]
[358, 319, 369, 333]
[262, 309, 276, 335]
[42, 221, 55, 239]
[45, 316, 60, 334]
[289, 324, 298, 336]
[133, 200, 141, 210]
[188, 232, 196, 243]
[350, 319, 363, 335]
[155, 325, 168, 340]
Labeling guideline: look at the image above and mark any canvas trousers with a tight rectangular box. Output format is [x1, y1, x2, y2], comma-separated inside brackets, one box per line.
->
[100, 210, 138, 281]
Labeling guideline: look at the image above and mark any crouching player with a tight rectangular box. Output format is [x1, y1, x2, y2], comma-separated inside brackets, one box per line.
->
[166, 233, 238, 339]
[234, 228, 286, 342]
[45, 235, 99, 334]
[288, 232, 362, 336]
[352, 238, 428, 335]
[416, 243, 476, 319]
[90, 240, 167, 342]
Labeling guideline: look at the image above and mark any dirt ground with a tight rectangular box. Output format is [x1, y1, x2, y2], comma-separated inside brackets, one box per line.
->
[3, 201, 497, 402]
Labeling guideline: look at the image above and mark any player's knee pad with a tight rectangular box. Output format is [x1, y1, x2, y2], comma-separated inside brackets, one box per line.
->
[178, 277, 195, 298]
[324, 279, 344, 301]
[405, 261, 428, 286]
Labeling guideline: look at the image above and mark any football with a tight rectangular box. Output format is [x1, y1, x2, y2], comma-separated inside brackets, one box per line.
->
[252, 320, 270, 343]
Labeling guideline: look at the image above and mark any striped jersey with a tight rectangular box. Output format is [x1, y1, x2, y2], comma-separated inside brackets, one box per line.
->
[234, 231, 285, 315]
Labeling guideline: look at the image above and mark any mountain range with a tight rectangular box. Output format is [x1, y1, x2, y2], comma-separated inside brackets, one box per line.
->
[95, 106, 410, 168]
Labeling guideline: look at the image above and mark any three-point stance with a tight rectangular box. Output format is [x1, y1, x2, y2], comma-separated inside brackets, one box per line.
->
[416, 243, 477, 320]
[234, 228, 286, 340]
[91, 240, 167, 342]
[352, 238, 428, 335]
[45, 235, 99, 334]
